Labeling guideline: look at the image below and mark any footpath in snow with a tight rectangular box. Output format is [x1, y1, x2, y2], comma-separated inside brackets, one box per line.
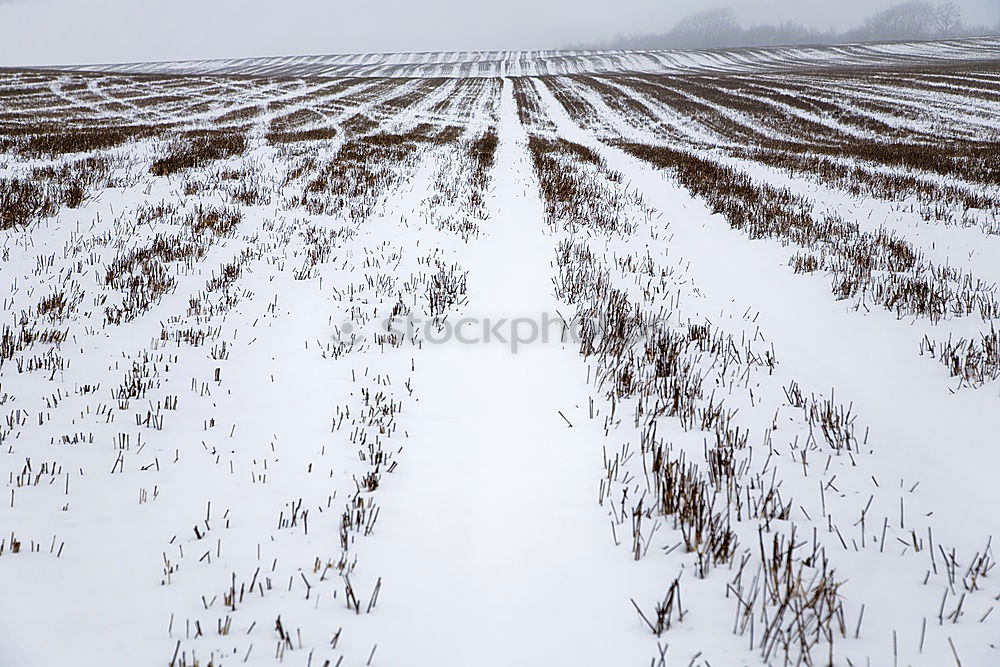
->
[363, 79, 652, 666]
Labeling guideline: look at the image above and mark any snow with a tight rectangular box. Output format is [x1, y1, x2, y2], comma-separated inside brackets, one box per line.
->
[56, 36, 1000, 79]
[2, 38, 1000, 667]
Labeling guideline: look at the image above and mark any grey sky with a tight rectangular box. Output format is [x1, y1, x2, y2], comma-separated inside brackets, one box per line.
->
[0, 0, 996, 67]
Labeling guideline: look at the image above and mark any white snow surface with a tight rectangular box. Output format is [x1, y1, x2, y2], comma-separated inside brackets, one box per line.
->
[1, 40, 999, 667]
[48, 36, 1000, 78]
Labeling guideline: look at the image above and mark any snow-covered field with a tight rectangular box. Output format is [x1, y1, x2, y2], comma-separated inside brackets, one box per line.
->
[55, 35, 1000, 78]
[1, 38, 999, 666]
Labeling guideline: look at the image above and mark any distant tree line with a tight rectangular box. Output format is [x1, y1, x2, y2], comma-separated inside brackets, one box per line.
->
[572, 2, 999, 51]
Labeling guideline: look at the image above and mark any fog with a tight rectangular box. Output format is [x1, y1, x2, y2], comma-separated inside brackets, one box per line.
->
[0, 0, 996, 67]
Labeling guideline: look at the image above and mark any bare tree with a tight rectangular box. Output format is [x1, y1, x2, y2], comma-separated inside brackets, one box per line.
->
[574, 2, 993, 51]
[858, 1, 936, 41]
[670, 9, 742, 48]
[931, 2, 963, 37]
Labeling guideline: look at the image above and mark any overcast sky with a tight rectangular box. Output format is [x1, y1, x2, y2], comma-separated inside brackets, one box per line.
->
[0, 0, 996, 66]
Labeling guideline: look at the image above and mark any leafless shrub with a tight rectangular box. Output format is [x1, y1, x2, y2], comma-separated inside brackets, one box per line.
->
[920, 326, 1000, 387]
[1, 157, 111, 228]
[527, 136, 640, 234]
[299, 126, 456, 220]
[150, 129, 248, 176]
[187, 205, 242, 237]
[21, 124, 160, 156]
[266, 127, 337, 145]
